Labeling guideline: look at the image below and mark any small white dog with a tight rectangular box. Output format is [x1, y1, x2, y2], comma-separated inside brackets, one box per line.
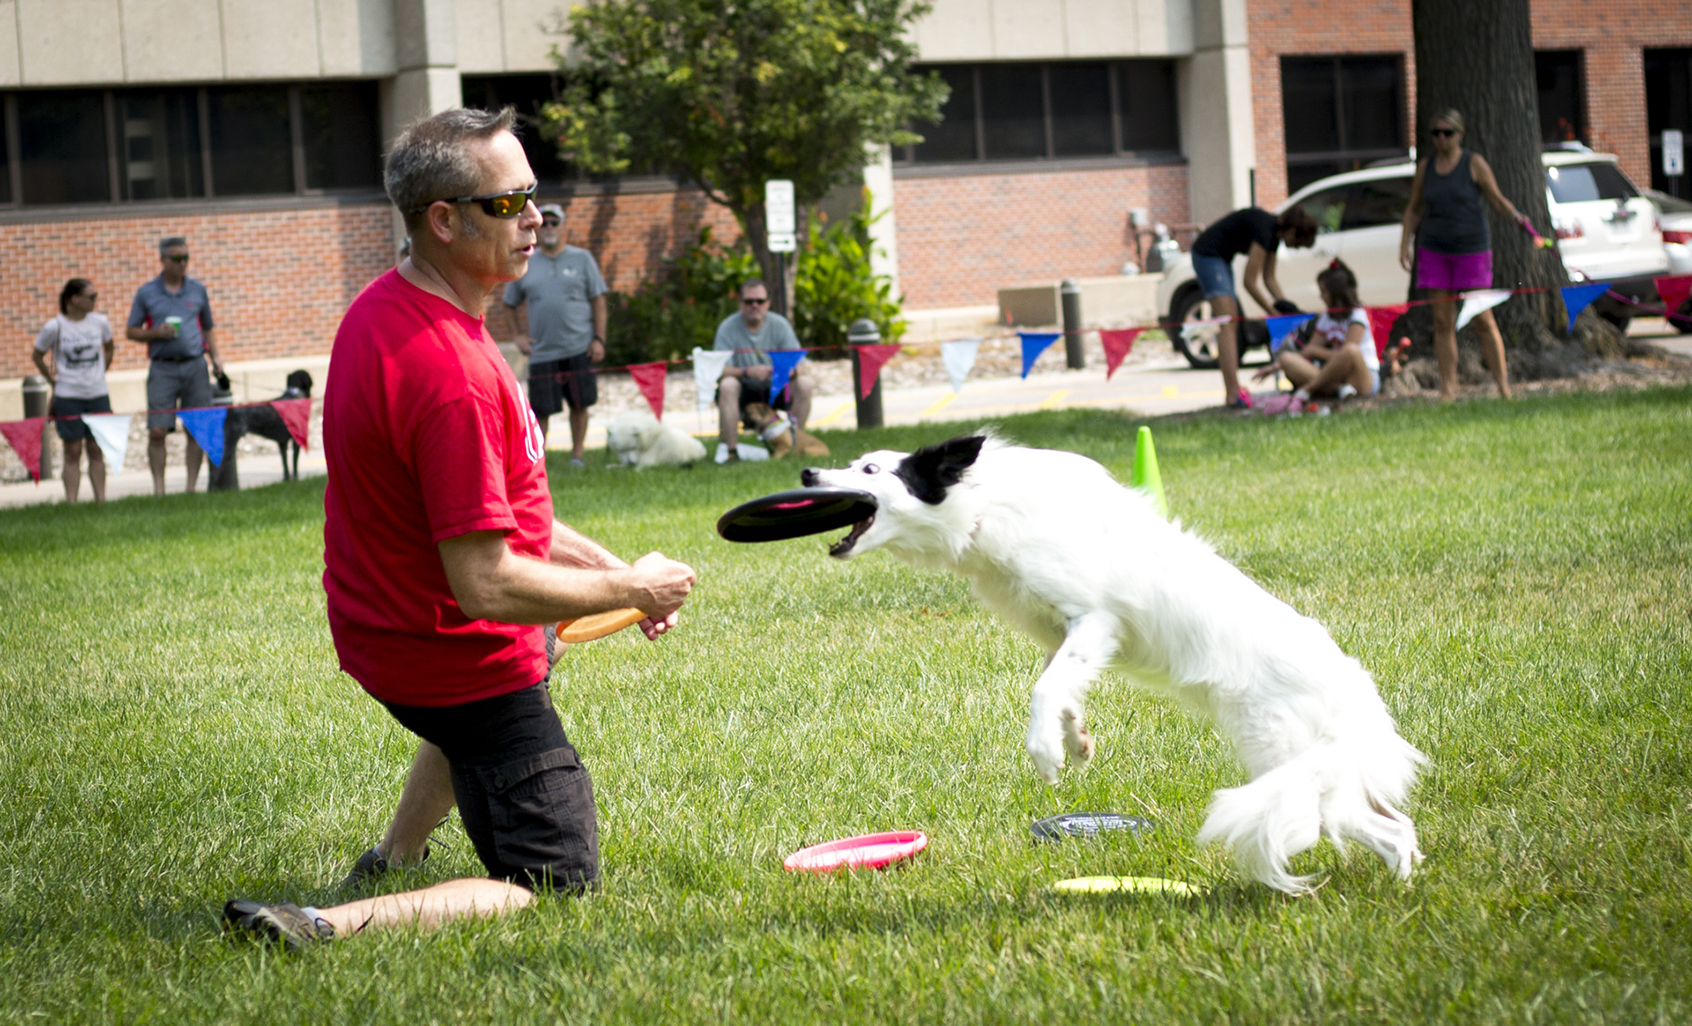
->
[802, 434, 1424, 893]
[606, 410, 707, 469]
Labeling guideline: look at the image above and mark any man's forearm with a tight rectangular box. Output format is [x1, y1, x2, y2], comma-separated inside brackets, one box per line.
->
[551, 519, 628, 570]
[203, 328, 222, 368]
[592, 296, 607, 344]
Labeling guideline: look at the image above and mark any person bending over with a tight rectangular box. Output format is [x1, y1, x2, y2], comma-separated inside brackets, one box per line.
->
[1254, 259, 1380, 403]
[221, 106, 696, 950]
[1188, 204, 1318, 408]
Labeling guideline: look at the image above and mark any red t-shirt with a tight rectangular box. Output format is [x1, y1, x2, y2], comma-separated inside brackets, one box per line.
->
[322, 269, 553, 707]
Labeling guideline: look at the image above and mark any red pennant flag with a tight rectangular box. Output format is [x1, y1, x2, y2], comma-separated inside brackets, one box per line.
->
[855, 344, 901, 400]
[627, 362, 668, 419]
[0, 417, 46, 483]
[1368, 303, 1411, 359]
[1098, 328, 1145, 381]
[271, 398, 311, 451]
[1656, 275, 1692, 320]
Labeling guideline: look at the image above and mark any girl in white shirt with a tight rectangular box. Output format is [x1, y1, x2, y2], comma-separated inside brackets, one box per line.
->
[1255, 259, 1380, 402]
[32, 278, 115, 502]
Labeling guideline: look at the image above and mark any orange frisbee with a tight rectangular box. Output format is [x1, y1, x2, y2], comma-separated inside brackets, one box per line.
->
[556, 607, 647, 643]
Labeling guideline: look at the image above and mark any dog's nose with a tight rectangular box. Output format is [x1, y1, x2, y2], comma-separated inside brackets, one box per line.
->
[800, 468, 819, 487]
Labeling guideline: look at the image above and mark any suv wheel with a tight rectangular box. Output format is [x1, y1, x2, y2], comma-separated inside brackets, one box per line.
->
[1169, 285, 1270, 370]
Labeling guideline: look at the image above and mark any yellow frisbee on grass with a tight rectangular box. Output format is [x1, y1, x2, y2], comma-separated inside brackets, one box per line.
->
[1051, 876, 1206, 897]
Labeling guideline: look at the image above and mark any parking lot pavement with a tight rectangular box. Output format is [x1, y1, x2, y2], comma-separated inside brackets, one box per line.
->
[0, 453, 328, 508]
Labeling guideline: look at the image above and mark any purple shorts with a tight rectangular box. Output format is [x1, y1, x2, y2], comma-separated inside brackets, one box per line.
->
[1416, 249, 1492, 292]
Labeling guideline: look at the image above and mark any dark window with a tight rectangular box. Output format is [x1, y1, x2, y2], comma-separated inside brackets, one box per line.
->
[913, 66, 978, 162]
[1118, 61, 1179, 153]
[116, 89, 203, 201]
[1535, 50, 1585, 145]
[979, 64, 1045, 160]
[900, 60, 1178, 165]
[1545, 161, 1637, 204]
[208, 86, 294, 195]
[301, 82, 381, 190]
[18, 91, 110, 204]
[462, 73, 573, 185]
[1645, 48, 1692, 199]
[1280, 55, 1405, 194]
[1341, 175, 1412, 229]
[0, 102, 12, 204]
[1049, 63, 1113, 157]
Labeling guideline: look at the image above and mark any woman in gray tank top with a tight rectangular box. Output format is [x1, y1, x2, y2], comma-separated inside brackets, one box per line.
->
[1398, 109, 1524, 401]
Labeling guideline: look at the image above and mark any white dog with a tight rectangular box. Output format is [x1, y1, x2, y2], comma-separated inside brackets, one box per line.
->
[802, 434, 1424, 893]
[606, 410, 707, 469]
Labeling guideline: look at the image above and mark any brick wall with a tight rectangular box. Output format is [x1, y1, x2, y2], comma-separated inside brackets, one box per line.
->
[1, 202, 395, 380]
[891, 163, 1192, 309]
[1246, 0, 1692, 210]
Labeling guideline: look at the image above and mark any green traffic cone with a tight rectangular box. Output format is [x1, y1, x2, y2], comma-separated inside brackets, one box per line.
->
[1131, 425, 1167, 518]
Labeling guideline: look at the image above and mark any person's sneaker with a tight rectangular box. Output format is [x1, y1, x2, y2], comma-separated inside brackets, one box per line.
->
[569, 457, 586, 469]
[339, 843, 430, 889]
[1226, 389, 1255, 410]
[1336, 383, 1358, 401]
[222, 899, 335, 952]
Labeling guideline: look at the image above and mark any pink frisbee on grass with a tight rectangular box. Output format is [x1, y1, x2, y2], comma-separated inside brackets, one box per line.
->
[783, 831, 929, 873]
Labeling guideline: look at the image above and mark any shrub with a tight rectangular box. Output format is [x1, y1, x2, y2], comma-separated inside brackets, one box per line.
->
[794, 191, 906, 355]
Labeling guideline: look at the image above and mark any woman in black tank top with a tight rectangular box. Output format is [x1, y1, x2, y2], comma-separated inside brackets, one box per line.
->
[1399, 109, 1523, 401]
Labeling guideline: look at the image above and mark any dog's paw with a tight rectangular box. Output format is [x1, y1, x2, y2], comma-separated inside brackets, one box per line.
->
[1026, 730, 1066, 785]
[1064, 726, 1096, 771]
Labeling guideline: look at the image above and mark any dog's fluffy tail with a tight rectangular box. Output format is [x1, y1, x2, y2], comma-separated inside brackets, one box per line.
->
[1197, 729, 1425, 894]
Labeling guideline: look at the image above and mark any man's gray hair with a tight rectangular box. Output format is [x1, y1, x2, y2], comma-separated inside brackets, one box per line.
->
[385, 106, 519, 233]
[158, 236, 187, 257]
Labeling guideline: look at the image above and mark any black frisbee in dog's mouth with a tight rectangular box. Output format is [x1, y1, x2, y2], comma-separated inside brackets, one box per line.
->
[828, 514, 874, 558]
[717, 487, 878, 544]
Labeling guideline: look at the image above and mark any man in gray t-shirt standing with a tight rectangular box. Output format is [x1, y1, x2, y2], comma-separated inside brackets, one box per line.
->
[501, 204, 608, 467]
[126, 236, 225, 496]
[712, 277, 813, 461]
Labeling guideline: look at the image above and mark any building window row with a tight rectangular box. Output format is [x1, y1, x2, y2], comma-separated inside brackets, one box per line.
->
[897, 60, 1180, 166]
[0, 82, 381, 207]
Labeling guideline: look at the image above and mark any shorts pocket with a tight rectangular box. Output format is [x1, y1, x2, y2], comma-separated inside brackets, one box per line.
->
[481, 746, 598, 890]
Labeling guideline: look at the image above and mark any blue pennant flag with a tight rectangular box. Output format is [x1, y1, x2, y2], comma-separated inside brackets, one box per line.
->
[767, 349, 806, 402]
[177, 408, 226, 467]
[1560, 283, 1609, 332]
[1266, 314, 1315, 353]
[1018, 332, 1060, 379]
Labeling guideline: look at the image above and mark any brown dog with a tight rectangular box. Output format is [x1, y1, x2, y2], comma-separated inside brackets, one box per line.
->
[743, 402, 828, 459]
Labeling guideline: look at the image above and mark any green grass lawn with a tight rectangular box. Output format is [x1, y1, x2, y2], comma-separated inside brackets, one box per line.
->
[1, 386, 1689, 1024]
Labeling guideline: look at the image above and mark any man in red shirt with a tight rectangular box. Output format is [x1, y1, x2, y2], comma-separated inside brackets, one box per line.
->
[222, 107, 696, 949]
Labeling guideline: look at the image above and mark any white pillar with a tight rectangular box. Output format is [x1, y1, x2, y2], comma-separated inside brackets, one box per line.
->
[862, 145, 900, 298]
[1180, 0, 1255, 224]
[379, 0, 462, 248]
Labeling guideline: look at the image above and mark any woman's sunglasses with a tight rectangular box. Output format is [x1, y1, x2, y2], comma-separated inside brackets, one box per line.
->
[1430, 128, 1458, 138]
[411, 184, 538, 219]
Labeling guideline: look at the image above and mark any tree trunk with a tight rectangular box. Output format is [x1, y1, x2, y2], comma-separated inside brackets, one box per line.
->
[740, 201, 796, 318]
[1410, 0, 1626, 371]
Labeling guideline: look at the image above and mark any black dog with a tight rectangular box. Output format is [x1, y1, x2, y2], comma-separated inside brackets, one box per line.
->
[223, 370, 313, 480]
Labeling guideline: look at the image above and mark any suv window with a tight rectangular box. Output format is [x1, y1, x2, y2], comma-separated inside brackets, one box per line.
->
[1294, 186, 1349, 234]
[1546, 162, 1638, 203]
[1342, 176, 1412, 229]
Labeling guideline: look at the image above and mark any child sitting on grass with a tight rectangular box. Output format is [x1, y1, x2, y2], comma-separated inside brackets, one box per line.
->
[1254, 259, 1380, 403]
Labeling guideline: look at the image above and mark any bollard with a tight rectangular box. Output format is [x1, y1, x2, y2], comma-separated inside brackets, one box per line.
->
[1060, 279, 1085, 370]
[21, 375, 53, 481]
[847, 318, 885, 430]
[208, 380, 239, 491]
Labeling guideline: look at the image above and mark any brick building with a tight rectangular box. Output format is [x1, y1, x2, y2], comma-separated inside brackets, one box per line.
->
[2, 0, 1689, 394]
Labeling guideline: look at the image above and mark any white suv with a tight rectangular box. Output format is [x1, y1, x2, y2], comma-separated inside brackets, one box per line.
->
[1157, 150, 1670, 368]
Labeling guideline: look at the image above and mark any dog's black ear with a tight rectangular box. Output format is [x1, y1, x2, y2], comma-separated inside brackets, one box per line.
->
[895, 435, 985, 505]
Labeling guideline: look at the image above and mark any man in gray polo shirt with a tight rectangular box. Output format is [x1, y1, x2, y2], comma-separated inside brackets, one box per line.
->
[501, 204, 608, 468]
[126, 236, 225, 496]
[713, 278, 813, 462]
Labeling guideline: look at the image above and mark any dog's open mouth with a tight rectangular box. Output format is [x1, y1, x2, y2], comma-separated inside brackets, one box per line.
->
[829, 515, 874, 558]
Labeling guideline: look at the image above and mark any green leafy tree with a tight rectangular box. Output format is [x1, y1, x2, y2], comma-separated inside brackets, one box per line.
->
[795, 190, 906, 351]
[543, 0, 946, 304]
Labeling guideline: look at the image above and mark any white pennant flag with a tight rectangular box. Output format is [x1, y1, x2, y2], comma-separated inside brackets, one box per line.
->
[691, 348, 733, 414]
[941, 338, 980, 393]
[1456, 289, 1512, 330]
[1181, 315, 1231, 341]
[80, 413, 133, 474]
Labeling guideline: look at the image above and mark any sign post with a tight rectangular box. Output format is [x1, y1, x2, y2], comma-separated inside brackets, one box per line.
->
[1663, 129, 1684, 198]
[765, 179, 796, 317]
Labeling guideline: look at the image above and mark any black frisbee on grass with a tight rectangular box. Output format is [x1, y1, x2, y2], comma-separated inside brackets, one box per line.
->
[717, 487, 878, 543]
[1031, 812, 1155, 842]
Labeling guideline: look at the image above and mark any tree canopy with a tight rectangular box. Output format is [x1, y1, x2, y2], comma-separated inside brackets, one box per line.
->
[544, 0, 947, 286]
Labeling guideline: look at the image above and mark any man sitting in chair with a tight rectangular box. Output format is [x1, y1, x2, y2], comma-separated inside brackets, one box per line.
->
[713, 278, 814, 462]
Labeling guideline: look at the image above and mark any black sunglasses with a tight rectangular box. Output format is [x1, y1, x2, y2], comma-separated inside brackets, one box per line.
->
[1430, 128, 1458, 137]
[167, 254, 190, 264]
[741, 297, 768, 306]
[412, 184, 537, 219]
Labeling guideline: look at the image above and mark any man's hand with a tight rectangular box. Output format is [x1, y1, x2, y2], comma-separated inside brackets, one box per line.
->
[626, 551, 696, 622]
[744, 364, 773, 382]
[589, 339, 605, 363]
[516, 336, 534, 356]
